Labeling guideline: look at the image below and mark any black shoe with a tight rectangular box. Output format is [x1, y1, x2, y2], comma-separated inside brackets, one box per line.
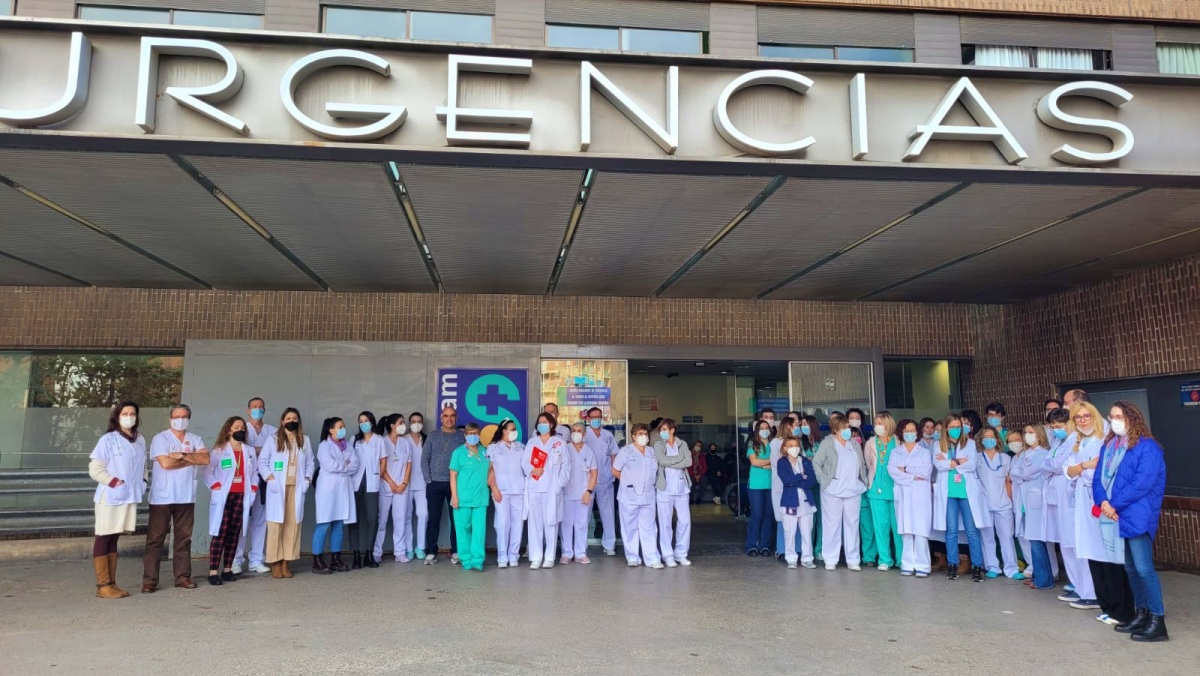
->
[351, 551, 363, 570]
[747, 549, 759, 558]
[313, 554, 333, 575]
[1131, 615, 1169, 642]
[221, 571, 236, 582]
[776, 553, 786, 563]
[972, 566, 984, 583]
[1116, 608, 1151, 634]
[207, 575, 223, 586]
[947, 568, 958, 580]
[365, 553, 380, 569]
[759, 548, 772, 557]
[331, 553, 350, 573]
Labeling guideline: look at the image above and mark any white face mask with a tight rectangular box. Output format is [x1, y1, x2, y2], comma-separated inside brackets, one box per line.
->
[1111, 419, 1127, 436]
[634, 435, 649, 446]
[571, 432, 584, 444]
[786, 447, 800, 459]
[410, 422, 423, 433]
[1024, 432, 1038, 446]
[1079, 425, 1095, 436]
[1009, 442, 1025, 453]
[505, 430, 519, 442]
[849, 419, 862, 428]
[170, 417, 189, 432]
[119, 415, 137, 430]
[394, 424, 407, 435]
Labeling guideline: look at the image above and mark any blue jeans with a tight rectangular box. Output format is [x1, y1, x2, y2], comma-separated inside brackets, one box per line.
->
[745, 489, 774, 552]
[1029, 540, 1055, 589]
[1125, 534, 1165, 616]
[312, 520, 344, 555]
[945, 498, 983, 566]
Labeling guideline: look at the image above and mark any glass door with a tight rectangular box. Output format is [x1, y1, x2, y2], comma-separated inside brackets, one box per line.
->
[788, 362, 876, 432]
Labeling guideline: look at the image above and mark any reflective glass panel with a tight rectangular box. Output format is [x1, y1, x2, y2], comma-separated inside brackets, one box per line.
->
[410, 11, 492, 43]
[173, 11, 263, 30]
[759, 44, 835, 60]
[541, 360, 628, 443]
[324, 7, 407, 39]
[1, 0, 13, 16]
[621, 28, 703, 54]
[78, 5, 170, 24]
[546, 24, 620, 51]
[838, 46, 914, 62]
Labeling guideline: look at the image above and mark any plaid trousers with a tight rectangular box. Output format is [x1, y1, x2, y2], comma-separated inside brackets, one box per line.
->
[209, 492, 245, 571]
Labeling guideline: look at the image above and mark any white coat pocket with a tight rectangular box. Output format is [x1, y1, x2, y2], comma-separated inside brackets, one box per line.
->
[268, 479, 282, 495]
[106, 482, 130, 506]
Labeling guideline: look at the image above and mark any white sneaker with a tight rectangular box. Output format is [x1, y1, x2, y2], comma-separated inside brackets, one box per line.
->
[849, 564, 862, 572]
[529, 561, 541, 570]
[497, 561, 508, 569]
[542, 560, 555, 569]
[250, 563, 270, 574]
[424, 554, 436, 565]
[713, 497, 721, 505]
[878, 564, 890, 572]
[825, 565, 837, 571]
[627, 560, 640, 567]
[450, 553, 460, 565]
[802, 562, 816, 569]
[649, 562, 665, 570]
[231, 563, 244, 575]
[604, 549, 617, 556]
[787, 562, 797, 569]
[665, 559, 678, 568]
[678, 558, 692, 566]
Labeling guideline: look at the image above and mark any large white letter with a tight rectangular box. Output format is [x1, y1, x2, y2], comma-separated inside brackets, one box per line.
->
[136, 37, 246, 135]
[713, 70, 815, 157]
[1036, 81, 1135, 166]
[435, 54, 532, 148]
[580, 62, 678, 154]
[0, 32, 91, 127]
[281, 49, 407, 141]
[903, 77, 1027, 164]
[849, 73, 868, 160]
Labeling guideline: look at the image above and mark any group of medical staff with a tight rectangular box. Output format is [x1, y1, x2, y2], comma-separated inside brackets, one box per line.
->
[86, 391, 1169, 643]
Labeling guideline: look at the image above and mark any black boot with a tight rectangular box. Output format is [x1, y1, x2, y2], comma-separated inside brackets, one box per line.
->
[365, 552, 379, 569]
[972, 566, 984, 583]
[331, 553, 350, 572]
[1116, 608, 1150, 634]
[352, 550, 363, 570]
[1131, 615, 1169, 642]
[312, 554, 332, 575]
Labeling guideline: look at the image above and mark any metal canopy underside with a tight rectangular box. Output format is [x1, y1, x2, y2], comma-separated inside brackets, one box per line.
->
[0, 145, 1198, 304]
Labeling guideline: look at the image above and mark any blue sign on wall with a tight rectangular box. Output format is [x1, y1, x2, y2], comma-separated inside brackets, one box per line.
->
[565, 386, 611, 407]
[438, 368, 528, 438]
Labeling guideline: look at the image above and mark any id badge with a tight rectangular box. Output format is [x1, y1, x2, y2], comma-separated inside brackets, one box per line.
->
[953, 474, 963, 484]
[233, 474, 243, 484]
[221, 458, 233, 470]
[274, 459, 285, 472]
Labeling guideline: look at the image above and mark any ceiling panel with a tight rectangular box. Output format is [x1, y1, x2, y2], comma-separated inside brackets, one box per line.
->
[0, 188, 200, 288]
[875, 188, 1200, 302]
[401, 166, 580, 295]
[766, 183, 1132, 301]
[0, 252, 82, 287]
[185, 156, 433, 293]
[663, 178, 957, 298]
[556, 172, 771, 297]
[0, 149, 320, 290]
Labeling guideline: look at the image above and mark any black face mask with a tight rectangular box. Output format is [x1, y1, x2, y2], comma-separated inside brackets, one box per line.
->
[284, 421, 300, 432]
[231, 430, 247, 443]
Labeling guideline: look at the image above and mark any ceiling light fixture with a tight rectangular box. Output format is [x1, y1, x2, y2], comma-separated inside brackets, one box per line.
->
[385, 162, 443, 292]
[546, 168, 597, 295]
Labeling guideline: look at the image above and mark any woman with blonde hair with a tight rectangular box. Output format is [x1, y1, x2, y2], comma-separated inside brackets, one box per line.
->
[257, 407, 314, 579]
[864, 411, 901, 571]
[1009, 424, 1059, 588]
[813, 414, 868, 571]
[1056, 401, 1103, 610]
[933, 414, 991, 582]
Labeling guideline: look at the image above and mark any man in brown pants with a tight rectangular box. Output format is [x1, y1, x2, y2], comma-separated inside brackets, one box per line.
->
[143, 404, 209, 592]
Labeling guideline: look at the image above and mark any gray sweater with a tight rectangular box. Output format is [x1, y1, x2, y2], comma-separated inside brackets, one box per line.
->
[813, 435, 869, 489]
[422, 429, 465, 483]
[652, 438, 693, 491]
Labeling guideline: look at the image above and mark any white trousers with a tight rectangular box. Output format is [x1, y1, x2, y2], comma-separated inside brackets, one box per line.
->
[901, 534, 931, 574]
[782, 511, 814, 565]
[233, 494, 267, 567]
[981, 509, 1020, 577]
[526, 492, 559, 565]
[619, 500, 661, 566]
[821, 492, 861, 567]
[493, 494, 524, 564]
[594, 480, 616, 551]
[1061, 545, 1096, 599]
[405, 487, 428, 555]
[374, 491, 411, 561]
[561, 498, 590, 559]
[656, 493, 691, 562]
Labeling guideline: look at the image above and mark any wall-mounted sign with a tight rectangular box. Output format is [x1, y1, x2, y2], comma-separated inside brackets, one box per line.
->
[638, 395, 660, 412]
[1181, 380, 1200, 406]
[564, 386, 611, 408]
[682, 415, 704, 424]
[438, 368, 528, 438]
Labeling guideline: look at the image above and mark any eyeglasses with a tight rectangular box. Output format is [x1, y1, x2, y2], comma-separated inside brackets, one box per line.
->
[1073, 414, 1093, 422]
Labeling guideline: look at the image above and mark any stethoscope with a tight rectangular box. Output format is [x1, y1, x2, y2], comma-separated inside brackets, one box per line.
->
[981, 450, 1004, 472]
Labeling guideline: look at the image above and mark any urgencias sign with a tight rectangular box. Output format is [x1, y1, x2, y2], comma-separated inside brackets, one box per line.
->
[0, 32, 1135, 167]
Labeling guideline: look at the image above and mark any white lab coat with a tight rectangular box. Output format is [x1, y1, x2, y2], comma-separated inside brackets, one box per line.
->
[353, 434, 386, 493]
[90, 431, 147, 506]
[523, 435, 569, 524]
[256, 434, 314, 524]
[932, 440, 993, 531]
[1040, 435, 1072, 542]
[203, 442, 258, 537]
[887, 442, 932, 538]
[1067, 434, 1106, 560]
[1009, 447, 1050, 541]
[315, 439, 360, 524]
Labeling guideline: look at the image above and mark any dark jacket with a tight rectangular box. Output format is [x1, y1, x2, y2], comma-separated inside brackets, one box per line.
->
[1093, 436, 1166, 540]
[777, 456, 817, 510]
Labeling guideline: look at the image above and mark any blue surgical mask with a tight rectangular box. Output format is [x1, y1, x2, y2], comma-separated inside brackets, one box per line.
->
[537, 423, 551, 435]
[335, 427, 346, 440]
[987, 416, 1002, 428]
[839, 429, 852, 441]
[250, 408, 264, 421]
[903, 432, 918, 444]
[660, 430, 671, 441]
[1053, 427, 1067, 440]
[589, 419, 602, 429]
[962, 423, 972, 435]
[466, 434, 480, 446]
[758, 429, 770, 439]
[360, 421, 373, 434]
[933, 431, 942, 441]
[948, 427, 962, 441]
[982, 438, 997, 450]
[800, 425, 811, 436]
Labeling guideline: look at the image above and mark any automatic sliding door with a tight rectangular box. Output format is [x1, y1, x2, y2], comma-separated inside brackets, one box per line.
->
[789, 362, 875, 428]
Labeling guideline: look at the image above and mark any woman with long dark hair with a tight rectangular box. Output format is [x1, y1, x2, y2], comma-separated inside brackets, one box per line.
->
[203, 416, 256, 585]
[350, 410, 385, 569]
[744, 419, 775, 557]
[88, 402, 146, 599]
[258, 407, 314, 579]
[376, 414, 412, 563]
[313, 417, 359, 574]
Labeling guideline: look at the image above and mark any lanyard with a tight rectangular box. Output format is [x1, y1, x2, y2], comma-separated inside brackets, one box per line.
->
[982, 451, 1002, 472]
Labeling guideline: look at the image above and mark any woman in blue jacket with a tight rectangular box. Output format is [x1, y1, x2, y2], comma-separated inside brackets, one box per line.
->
[777, 436, 818, 569]
[1093, 401, 1168, 643]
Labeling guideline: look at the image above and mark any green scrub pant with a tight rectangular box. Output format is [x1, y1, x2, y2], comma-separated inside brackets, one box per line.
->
[860, 496, 877, 564]
[453, 505, 487, 570]
[812, 490, 823, 560]
[868, 497, 902, 568]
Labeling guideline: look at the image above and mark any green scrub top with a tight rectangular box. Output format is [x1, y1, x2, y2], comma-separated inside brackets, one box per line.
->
[747, 445, 772, 489]
[947, 445, 968, 499]
[449, 445, 491, 508]
[870, 436, 896, 500]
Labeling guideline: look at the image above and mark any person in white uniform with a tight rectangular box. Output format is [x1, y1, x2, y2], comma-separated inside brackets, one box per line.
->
[888, 419, 933, 577]
[203, 416, 257, 586]
[89, 402, 147, 599]
[349, 411, 386, 569]
[813, 414, 868, 571]
[1008, 425, 1054, 585]
[1058, 401, 1104, 610]
[776, 436, 818, 569]
[524, 412, 570, 569]
[487, 418, 526, 568]
[143, 403, 209, 593]
[933, 414, 992, 582]
[653, 418, 693, 568]
[232, 397, 276, 575]
[770, 417, 804, 563]
[403, 413, 428, 561]
[583, 407, 620, 557]
[976, 426, 1023, 579]
[612, 423, 662, 568]
[258, 407, 315, 580]
[376, 414, 412, 563]
[1041, 407, 1073, 587]
[561, 422, 598, 565]
[313, 417, 359, 574]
